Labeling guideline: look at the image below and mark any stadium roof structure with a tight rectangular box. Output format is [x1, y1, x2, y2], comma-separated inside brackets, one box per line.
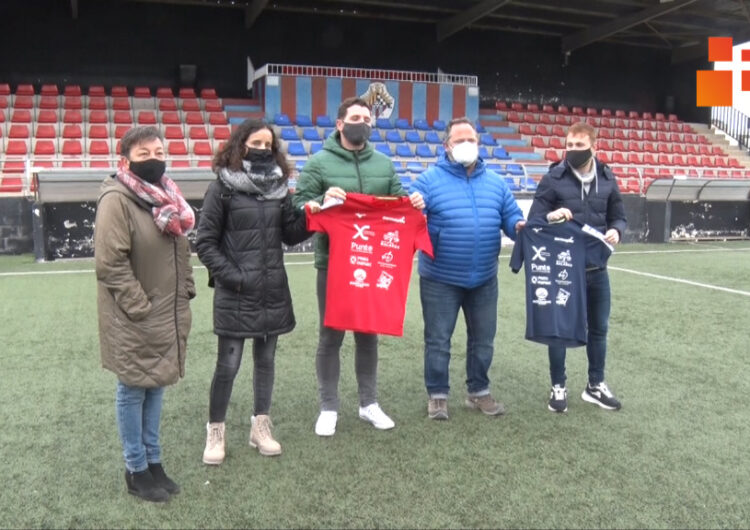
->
[120, 0, 750, 63]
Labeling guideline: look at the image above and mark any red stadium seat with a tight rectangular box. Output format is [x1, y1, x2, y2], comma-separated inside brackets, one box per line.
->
[33, 139, 56, 156]
[204, 100, 223, 113]
[549, 137, 565, 149]
[63, 110, 83, 124]
[525, 113, 540, 124]
[88, 96, 107, 110]
[178, 87, 197, 99]
[658, 154, 672, 165]
[39, 84, 57, 96]
[156, 87, 174, 98]
[64, 85, 81, 97]
[627, 153, 642, 164]
[193, 141, 213, 156]
[519, 124, 535, 135]
[9, 124, 30, 138]
[506, 111, 522, 123]
[200, 88, 218, 100]
[189, 126, 209, 140]
[63, 96, 82, 110]
[35, 124, 56, 139]
[37, 110, 58, 123]
[113, 111, 133, 124]
[15, 84, 34, 96]
[208, 113, 228, 126]
[182, 99, 200, 112]
[134, 86, 151, 98]
[61, 140, 83, 156]
[137, 111, 157, 125]
[159, 98, 178, 112]
[6, 140, 28, 155]
[164, 125, 185, 140]
[572, 106, 584, 115]
[88, 85, 106, 97]
[62, 124, 83, 139]
[540, 114, 555, 125]
[700, 156, 715, 167]
[38, 96, 59, 109]
[114, 125, 131, 139]
[184, 112, 204, 125]
[601, 109, 612, 117]
[88, 140, 110, 156]
[586, 107, 598, 116]
[551, 126, 566, 138]
[161, 111, 181, 125]
[0, 83, 10, 96]
[536, 125, 550, 136]
[527, 104, 540, 113]
[557, 105, 569, 114]
[88, 110, 108, 124]
[611, 152, 627, 165]
[111, 85, 129, 97]
[212, 126, 231, 140]
[531, 137, 547, 148]
[511, 102, 524, 111]
[544, 149, 561, 162]
[672, 155, 687, 166]
[614, 109, 626, 118]
[555, 115, 570, 125]
[13, 95, 33, 109]
[88, 124, 109, 138]
[112, 97, 131, 111]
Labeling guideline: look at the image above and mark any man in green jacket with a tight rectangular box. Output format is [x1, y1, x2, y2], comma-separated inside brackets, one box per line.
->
[293, 97, 424, 437]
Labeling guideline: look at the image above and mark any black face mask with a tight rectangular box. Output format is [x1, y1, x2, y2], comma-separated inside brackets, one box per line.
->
[129, 158, 166, 184]
[566, 148, 592, 169]
[341, 122, 372, 146]
[244, 148, 274, 164]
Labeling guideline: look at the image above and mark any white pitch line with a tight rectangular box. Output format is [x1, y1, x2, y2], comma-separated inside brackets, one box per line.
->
[609, 266, 750, 297]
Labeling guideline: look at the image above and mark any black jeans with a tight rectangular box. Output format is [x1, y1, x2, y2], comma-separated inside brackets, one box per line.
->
[208, 334, 277, 421]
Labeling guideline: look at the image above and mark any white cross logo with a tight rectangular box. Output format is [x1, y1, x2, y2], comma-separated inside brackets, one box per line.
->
[532, 245, 547, 261]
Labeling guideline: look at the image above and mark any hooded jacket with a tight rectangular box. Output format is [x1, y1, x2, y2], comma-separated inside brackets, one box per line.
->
[95, 177, 195, 388]
[291, 131, 405, 269]
[410, 153, 524, 288]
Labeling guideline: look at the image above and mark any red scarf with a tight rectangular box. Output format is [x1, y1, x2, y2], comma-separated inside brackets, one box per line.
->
[115, 165, 195, 237]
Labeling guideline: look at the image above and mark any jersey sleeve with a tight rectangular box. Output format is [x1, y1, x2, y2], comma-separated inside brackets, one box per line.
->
[413, 212, 434, 259]
[509, 230, 524, 273]
[305, 204, 331, 234]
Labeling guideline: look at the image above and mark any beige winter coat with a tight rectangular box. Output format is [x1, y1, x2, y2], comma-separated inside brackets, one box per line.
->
[94, 177, 195, 387]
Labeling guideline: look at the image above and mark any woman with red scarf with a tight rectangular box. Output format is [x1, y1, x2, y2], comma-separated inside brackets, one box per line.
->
[95, 126, 195, 503]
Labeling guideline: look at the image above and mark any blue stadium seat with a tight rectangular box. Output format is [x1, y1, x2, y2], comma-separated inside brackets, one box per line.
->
[479, 146, 489, 159]
[424, 131, 442, 144]
[475, 122, 486, 133]
[414, 119, 430, 131]
[480, 133, 496, 146]
[322, 128, 334, 138]
[486, 163, 504, 172]
[375, 143, 393, 156]
[309, 142, 323, 154]
[274, 114, 291, 126]
[280, 127, 299, 141]
[295, 114, 313, 127]
[295, 160, 306, 171]
[432, 120, 446, 130]
[399, 175, 412, 186]
[506, 163, 524, 176]
[521, 177, 538, 191]
[407, 161, 425, 173]
[504, 177, 521, 191]
[385, 130, 403, 143]
[395, 118, 411, 129]
[415, 144, 433, 158]
[316, 115, 334, 127]
[404, 130, 421, 143]
[287, 141, 307, 156]
[376, 118, 394, 129]
[370, 129, 383, 142]
[492, 147, 511, 160]
[395, 144, 413, 157]
[436, 145, 446, 157]
[394, 162, 407, 173]
[302, 127, 321, 141]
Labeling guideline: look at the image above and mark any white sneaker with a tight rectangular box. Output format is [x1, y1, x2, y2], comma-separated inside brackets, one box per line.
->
[315, 410, 338, 437]
[358, 403, 395, 430]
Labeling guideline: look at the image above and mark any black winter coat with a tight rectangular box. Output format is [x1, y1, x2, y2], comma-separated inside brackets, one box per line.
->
[196, 179, 311, 338]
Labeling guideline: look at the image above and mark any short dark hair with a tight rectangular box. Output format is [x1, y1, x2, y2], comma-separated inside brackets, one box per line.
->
[120, 126, 163, 157]
[444, 117, 477, 144]
[212, 118, 289, 177]
[337, 97, 371, 119]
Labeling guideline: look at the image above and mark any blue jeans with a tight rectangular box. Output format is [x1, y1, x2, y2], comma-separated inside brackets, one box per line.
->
[420, 275, 498, 398]
[115, 381, 165, 473]
[549, 268, 611, 386]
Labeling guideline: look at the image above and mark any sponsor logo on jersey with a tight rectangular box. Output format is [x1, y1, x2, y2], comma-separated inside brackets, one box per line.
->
[531, 275, 551, 286]
[554, 236, 574, 244]
[382, 216, 406, 224]
[351, 242, 373, 254]
[376, 271, 394, 290]
[380, 230, 400, 249]
[531, 263, 551, 274]
[555, 268, 571, 286]
[353, 224, 375, 241]
[350, 268, 369, 288]
[532, 245, 550, 261]
[556, 249, 573, 267]
[556, 288, 571, 306]
[349, 255, 372, 267]
[533, 287, 551, 306]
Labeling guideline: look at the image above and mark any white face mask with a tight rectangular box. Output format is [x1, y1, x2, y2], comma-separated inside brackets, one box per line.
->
[450, 141, 479, 167]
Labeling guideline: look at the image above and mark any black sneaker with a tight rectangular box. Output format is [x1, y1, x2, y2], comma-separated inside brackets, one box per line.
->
[581, 381, 621, 410]
[548, 385, 568, 413]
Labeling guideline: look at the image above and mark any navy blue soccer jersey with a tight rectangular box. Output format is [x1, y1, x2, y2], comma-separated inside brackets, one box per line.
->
[509, 219, 612, 347]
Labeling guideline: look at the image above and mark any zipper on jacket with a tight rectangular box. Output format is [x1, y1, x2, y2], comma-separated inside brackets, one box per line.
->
[467, 175, 480, 284]
[354, 151, 363, 192]
[173, 238, 182, 368]
[260, 200, 269, 340]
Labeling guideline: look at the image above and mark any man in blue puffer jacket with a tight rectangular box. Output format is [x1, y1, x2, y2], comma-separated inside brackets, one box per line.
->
[410, 118, 525, 421]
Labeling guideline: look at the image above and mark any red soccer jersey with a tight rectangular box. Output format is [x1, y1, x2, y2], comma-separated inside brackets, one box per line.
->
[306, 192, 433, 336]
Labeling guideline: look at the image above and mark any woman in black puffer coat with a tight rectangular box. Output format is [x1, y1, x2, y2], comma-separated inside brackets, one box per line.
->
[196, 119, 310, 462]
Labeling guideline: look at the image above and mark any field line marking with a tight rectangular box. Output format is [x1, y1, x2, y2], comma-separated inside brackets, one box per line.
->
[609, 266, 750, 297]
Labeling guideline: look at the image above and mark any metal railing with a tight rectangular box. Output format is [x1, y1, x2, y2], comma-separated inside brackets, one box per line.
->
[257, 64, 478, 86]
[711, 106, 750, 153]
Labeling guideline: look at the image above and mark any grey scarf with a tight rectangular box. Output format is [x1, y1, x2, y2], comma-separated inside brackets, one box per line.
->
[219, 159, 287, 200]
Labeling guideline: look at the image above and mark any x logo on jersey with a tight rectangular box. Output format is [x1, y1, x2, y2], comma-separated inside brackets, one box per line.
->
[353, 224, 370, 240]
[532, 245, 548, 261]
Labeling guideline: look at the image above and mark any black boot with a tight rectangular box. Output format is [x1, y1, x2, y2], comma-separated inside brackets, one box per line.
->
[125, 469, 169, 503]
[148, 463, 180, 495]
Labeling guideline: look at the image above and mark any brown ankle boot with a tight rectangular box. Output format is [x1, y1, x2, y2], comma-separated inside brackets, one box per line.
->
[249, 415, 282, 456]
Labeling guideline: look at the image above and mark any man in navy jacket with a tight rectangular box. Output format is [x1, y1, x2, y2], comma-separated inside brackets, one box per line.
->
[528, 121, 627, 413]
[410, 118, 525, 421]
